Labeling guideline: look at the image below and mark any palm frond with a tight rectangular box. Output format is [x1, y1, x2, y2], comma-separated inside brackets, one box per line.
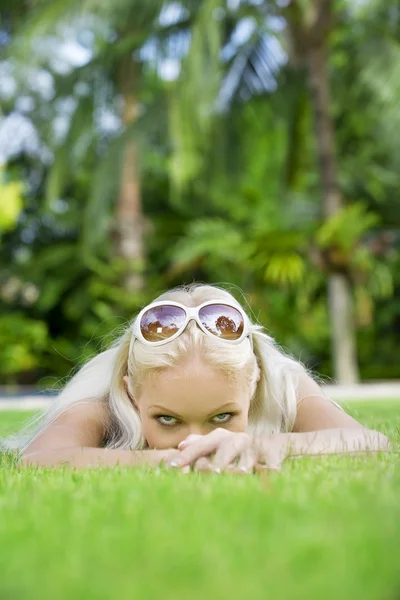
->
[170, 218, 250, 268]
[218, 18, 286, 110]
[46, 93, 95, 207]
[283, 72, 309, 189]
[316, 203, 381, 252]
[169, 0, 223, 193]
[367, 263, 394, 298]
[10, 0, 168, 46]
[263, 252, 305, 286]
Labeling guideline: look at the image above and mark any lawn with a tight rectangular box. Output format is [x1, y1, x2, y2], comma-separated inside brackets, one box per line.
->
[0, 401, 399, 600]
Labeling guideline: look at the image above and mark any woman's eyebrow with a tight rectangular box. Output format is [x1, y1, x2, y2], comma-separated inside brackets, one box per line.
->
[148, 402, 238, 418]
[206, 402, 238, 417]
[148, 405, 181, 417]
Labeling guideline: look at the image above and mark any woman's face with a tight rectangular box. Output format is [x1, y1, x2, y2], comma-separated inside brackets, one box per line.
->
[125, 353, 251, 449]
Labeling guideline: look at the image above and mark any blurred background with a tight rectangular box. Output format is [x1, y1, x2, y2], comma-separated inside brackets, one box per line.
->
[0, 0, 399, 394]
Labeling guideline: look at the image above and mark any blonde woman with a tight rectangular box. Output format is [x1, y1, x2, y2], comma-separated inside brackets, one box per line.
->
[3, 284, 390, 472]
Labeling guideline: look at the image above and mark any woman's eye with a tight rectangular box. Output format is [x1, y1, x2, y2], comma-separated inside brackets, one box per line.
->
[156, 416, 178, 426]
[212, 413, 233, 424]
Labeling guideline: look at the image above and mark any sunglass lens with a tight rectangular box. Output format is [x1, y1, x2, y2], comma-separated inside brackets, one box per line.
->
[140, 306, 186, 342]
[199, 304, 244, 340]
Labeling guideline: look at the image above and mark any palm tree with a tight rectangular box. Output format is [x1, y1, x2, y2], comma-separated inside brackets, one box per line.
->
[170, 0, 399, 382]
[283, 0, 359, 381]
[168, 0, 362, 381]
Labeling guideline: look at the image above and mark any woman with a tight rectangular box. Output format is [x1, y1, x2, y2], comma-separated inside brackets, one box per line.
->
[3, 284, 390, 472]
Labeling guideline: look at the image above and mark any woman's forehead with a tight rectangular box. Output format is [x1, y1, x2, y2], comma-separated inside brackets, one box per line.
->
[139, 358, 249, 416]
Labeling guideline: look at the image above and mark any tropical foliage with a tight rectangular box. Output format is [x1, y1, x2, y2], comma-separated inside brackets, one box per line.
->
[1, 0, 400, 385]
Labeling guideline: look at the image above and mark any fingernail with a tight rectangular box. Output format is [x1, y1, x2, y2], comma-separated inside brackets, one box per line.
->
[168, 459, 183, 468]
[239, 466, 249, 473]
[212, 467, 221, 474]
[179, 435, 202, 448]
[186, 434, 202, 441]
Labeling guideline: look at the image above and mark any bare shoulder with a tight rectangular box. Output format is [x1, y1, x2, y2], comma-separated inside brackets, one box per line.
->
[295, 371, 331, 402]
[293, 372, 364, 432]
[56, 401, 112, 437]
[24, 401, 112, 455]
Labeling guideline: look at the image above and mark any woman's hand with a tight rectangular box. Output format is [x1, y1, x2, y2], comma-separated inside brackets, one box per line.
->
[162, 427, 392, 473]
[136, 448, 183, 468]
[165, 429, 288, 473]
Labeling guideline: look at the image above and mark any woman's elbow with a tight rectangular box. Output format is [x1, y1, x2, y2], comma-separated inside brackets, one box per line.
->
[17, 452, 42, 468]
[17, 449, 62, 468]
[366, 429, 392, 452]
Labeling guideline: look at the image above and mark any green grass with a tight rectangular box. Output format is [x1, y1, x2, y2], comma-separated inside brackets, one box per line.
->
[0, 401, 399, 600]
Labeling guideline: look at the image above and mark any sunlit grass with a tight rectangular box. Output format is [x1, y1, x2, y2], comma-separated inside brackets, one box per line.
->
[0, 401, 399, 600]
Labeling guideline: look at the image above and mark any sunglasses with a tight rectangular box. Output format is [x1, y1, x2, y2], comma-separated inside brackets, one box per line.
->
[132, 301, 250, 346]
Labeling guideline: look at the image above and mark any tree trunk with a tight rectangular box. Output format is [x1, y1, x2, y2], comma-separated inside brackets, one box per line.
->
[306, 40, 359, 383]
[114, 55, 145, 293]
[328, 274, 359, 383]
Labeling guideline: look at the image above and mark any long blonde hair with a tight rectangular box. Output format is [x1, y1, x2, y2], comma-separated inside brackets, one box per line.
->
[2, 284, 313, 455]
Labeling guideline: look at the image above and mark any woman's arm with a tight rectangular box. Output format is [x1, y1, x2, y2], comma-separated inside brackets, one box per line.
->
[290, 376, 392, 450]
[18, 401, 181, 469]
[273, 374, 392, 461]
[260, 427, 391, 464]
[18, 446, 179, 469]
[169, 427, 392, 473]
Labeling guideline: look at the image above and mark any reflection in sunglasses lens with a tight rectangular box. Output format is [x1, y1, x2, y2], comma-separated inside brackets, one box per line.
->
[199, 304, 244, 339]
[140, 306, 186, 341]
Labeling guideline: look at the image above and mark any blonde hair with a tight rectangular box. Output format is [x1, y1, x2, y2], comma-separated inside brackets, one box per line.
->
[2, 283, 313, 456]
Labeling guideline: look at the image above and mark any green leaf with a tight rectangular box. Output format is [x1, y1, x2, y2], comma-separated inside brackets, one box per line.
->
[263, 253, 305, 286]
[169, 0, 223, 194]
[46, 94, 95, 207]
[0, 172, 24, 232]
[367, 263, 393, 298]
[316, 203, 380, 252]
[171, 218, 249, 267]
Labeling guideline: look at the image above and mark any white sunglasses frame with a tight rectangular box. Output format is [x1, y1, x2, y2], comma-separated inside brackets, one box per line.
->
[131, 300, 251, 347]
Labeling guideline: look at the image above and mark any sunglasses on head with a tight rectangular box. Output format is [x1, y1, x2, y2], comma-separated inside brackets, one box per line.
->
[132, 300, 250, 346]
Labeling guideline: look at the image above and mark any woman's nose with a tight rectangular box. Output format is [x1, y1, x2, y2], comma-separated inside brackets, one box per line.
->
[187, 426, 207, 437]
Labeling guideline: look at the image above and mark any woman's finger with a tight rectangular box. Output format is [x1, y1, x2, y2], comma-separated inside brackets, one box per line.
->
[236, 447, 258, 473]
[167, 429, 231, 467]
[256, 438, 286, 470]
[193, 457, 214, 473]
[178, 434, 203, 450]
[211, 433, 250, 471]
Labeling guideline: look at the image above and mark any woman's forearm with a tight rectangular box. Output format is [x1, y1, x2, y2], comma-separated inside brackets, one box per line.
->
[18, 446, 177, 469]
[275, 428, 391, 458]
